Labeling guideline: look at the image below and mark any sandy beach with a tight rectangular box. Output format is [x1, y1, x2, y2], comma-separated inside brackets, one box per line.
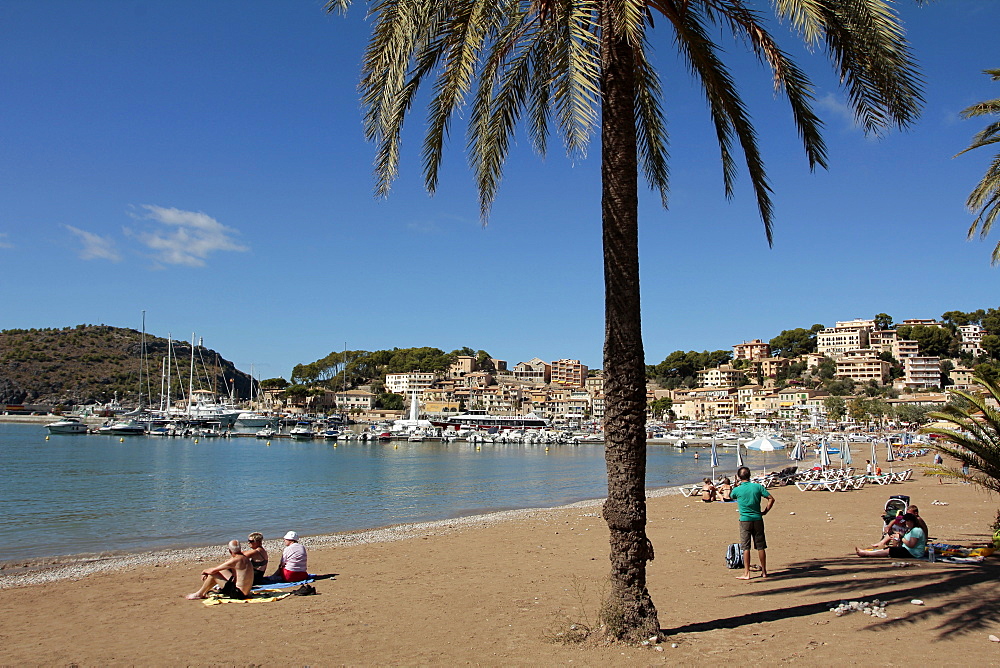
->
[1, 452, 998, 666]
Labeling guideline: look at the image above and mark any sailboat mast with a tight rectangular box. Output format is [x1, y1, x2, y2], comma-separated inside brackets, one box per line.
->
[187, 333, 196, 412]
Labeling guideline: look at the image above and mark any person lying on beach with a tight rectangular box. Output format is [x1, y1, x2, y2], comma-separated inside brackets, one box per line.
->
[856, 513, 926, 559]
[701, 478, 717, 503]
[185, 540, 254, 600]
[245, 532, 269, 585]
[268, 531, 309, 583]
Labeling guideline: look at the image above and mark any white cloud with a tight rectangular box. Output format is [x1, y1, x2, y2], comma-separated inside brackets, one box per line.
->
[127, 205, 248, 267]
[0, 232, 12, 249]
[815, 92, 859, 132]
[64, 225, 122, 262]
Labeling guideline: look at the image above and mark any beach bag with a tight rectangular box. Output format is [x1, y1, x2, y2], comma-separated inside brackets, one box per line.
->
[726, 543, 744, 569]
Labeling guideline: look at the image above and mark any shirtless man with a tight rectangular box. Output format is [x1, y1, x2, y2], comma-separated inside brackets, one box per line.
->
[186, 540, 254, 600]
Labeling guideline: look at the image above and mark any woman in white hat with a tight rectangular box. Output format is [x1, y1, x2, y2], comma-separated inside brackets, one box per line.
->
[270, 530, 309, 583]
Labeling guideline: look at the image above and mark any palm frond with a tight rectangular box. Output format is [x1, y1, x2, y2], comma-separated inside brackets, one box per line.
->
[790, 0, 924, 134]
[658, 0, 774, 243]
[921, 372, 1000, 494]
[632, 37, 669, 205]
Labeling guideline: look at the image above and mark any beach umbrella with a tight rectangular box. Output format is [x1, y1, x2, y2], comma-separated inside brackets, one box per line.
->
[871, 441, 879, 475]
[885, 439, 896, 473]
[819, 440, 832, 469]
[839, 439, 853, 468]
[735, 443, 745, 470]
[744, 435, 786, 475]
[789, 439, 805, 462]
[710, 438, 720, 482]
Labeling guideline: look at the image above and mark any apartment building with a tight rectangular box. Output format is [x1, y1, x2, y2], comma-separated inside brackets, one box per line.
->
[900, 318, 941, 328]
[893, 339, 920, 360]
[733, 339, 771, 361]
[512, 358, 551, 384]
[959, 324, 985, 357]
[900, 356, 942, 390]
[949, 367, 977, 391]
[817, 325, 870, 358]
[384, 372, 437, 397]
[550, 359, 588, 387]
[754, 356, 792, 379]
[332, 389, 375, 412]
[697, 365, 746, 388]
[835, 351, 890, 384]
[869, 329, 897, 354]
[448, 355, 477, 378]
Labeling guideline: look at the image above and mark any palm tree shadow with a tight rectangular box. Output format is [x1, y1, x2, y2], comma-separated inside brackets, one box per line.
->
[661, 558, 1000, 640]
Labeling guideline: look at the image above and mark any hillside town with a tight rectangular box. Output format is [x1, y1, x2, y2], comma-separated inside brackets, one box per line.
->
[260, 315, 992, 425]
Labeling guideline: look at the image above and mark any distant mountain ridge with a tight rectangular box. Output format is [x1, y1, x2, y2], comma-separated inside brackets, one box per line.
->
[0, 325, 252, 407]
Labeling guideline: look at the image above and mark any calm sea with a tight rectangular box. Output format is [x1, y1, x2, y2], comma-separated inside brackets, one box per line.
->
[0, 422, 763, 562]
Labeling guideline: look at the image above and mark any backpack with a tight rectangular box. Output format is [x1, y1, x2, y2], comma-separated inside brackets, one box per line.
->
[726, 543, 744, 569]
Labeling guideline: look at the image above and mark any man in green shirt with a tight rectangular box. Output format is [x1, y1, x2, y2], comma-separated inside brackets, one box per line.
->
[729, 466, 775, 580]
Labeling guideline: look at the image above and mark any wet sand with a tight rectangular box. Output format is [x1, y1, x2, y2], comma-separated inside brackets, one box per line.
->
[1, 452, 997, 665]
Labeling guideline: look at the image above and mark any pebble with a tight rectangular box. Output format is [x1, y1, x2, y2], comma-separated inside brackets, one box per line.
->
[911, 599, 924, 606]
[829, 599, 888, 618]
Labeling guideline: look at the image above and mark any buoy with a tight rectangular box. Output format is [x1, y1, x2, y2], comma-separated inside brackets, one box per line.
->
[194, 438, 199, 444]
[394, 444, 398, 449]
[45, 435, 50, 441]
[266, 441, 271, 446]
[119, 437, 124, 443]
[476, 445, 481, 451]
[545, 446, 550, 452]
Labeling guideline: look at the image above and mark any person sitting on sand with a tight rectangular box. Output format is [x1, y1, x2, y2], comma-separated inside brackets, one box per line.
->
[856, 513, 926, 559]
[871, 505, 930, 550]
[186, 540, 254, 600]
[269, 531, 309, 583]
[700, 478, 717, 503]
[718, 477, 733, 502]
[245, 532, 269, 585]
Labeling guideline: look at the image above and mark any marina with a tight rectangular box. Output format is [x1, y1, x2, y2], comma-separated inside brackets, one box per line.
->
[0, 421, 795, 563]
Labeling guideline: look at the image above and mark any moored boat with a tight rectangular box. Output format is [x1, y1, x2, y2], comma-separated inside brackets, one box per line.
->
[430, 410, 548, 431]
[45, 417, 89, 434]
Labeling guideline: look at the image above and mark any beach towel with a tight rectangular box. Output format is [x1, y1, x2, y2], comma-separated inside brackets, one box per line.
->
[928, 544, 995, 564]
[202, 590, 292, 606]
[252, 576, 316, 592]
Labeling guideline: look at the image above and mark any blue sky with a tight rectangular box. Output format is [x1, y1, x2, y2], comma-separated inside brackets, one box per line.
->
[1, 1, 997, 381]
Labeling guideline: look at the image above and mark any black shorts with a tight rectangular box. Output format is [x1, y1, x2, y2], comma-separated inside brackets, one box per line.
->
[888, 546, 920, 559]
[219, 575, 247, 600]
[739, 520, 767, 551]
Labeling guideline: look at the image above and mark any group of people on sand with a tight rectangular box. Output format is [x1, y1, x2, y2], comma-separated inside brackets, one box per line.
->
[855, 504, 930, 560]
[701, 477, 735, 503]
[185, 531, 310, 600]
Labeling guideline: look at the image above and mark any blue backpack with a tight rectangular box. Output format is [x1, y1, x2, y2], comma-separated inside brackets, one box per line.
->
[726, 543, 744, 569]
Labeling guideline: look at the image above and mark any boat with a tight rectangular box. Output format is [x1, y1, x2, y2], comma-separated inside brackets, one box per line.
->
[236, 412, 273, 428]
[98, 419, 147, 436]
[256, 427, 277, 439]
[320, 428, 342, 440]
[289, 422, 314, 439]
[45, 417, 89, 434]
[429, 409, 549, 431]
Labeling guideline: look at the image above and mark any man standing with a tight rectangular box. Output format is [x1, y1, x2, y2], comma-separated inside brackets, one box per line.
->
[186, 540, 254, 600]
[270, 530, 309, 582]
[730, 466, 775, 580]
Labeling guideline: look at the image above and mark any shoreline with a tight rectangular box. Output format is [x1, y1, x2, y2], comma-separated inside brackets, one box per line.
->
[0, 491, 655, 589]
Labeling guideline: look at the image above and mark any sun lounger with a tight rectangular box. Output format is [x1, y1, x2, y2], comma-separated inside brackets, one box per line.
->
[678, 484, 702, 497]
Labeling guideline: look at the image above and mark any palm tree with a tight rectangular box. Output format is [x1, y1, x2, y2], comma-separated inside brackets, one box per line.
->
[327, 0, 921, 641]
[923, 373, 1000, 493]
[956, 69, 1000, 264]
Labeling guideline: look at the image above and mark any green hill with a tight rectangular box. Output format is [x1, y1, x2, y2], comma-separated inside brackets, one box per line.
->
[0, 325, 251, 407]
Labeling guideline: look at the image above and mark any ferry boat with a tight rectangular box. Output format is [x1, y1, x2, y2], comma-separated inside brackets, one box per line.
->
[430, 410, 549, 431]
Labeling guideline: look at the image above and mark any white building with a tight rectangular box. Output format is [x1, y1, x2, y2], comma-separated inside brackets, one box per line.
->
[384, 372, 437, 397]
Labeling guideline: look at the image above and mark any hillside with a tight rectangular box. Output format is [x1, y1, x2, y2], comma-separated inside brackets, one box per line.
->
[0, 325, 252, 407]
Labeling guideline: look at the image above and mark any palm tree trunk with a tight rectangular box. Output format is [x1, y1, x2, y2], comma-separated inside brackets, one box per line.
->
[598, 18, 660, 642]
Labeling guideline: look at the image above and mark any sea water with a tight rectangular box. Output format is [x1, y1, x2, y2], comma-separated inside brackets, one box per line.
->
[0, 423, 765, 562]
